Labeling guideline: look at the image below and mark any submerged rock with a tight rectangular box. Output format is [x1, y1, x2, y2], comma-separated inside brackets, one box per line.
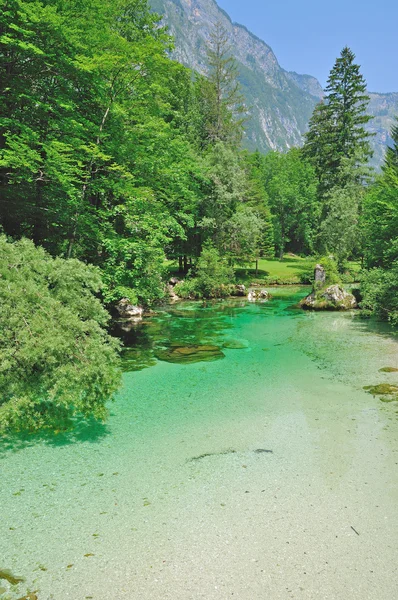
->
[154, 344, 225, 364]
[301, 284, 357, 310]
[121, 348, 157, 372]
[363, 383, 398, 395]
[0, 569, 25, 585]
[222, 338, 249, 349]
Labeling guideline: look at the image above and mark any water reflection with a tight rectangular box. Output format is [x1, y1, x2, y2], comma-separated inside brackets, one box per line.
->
[113, 300, 250, 371]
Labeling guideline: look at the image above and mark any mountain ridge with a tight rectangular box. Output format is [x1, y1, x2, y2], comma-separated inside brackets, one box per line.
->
[150, 0, 397, 165]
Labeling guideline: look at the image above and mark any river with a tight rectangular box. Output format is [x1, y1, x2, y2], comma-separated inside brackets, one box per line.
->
[1, 287, 398, 599]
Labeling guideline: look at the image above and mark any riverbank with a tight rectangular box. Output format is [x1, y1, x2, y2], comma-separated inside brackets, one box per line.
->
[168, 256, 361, 287]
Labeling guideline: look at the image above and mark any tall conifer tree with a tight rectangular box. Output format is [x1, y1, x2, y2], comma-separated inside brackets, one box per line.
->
[202, 21, 245, 145]
[303, 47, 373, 194]
[385, 118, 398, 171]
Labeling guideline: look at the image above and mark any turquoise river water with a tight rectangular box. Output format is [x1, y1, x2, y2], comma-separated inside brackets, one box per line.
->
[1, 287, 398, 599]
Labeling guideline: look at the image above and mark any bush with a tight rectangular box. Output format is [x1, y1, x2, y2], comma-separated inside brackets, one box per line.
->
[318, 255, 340, 285]
[0, 237, 121, 432]
[299, 269, 314, 285]
[175, 245, 234, 299]
[174, 279, 198, 299]
[360, 265, 398, 325]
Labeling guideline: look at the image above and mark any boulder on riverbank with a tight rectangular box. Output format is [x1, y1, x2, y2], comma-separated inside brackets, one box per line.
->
[115, 298, 144, 321]
[301, 284, 357, 311]
[231, 284, 246, 297]
[166, 277, 183, 302]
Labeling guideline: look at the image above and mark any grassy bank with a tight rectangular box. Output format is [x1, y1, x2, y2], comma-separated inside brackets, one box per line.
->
[168, 255, 362, 287]
[235, 256, 314, 285]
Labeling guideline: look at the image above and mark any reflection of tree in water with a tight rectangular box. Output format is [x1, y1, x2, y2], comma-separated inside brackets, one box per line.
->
[113, 301, 246, 370]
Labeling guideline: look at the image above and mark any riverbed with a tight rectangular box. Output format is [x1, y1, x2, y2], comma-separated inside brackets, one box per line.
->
[1, 287, 398, 599]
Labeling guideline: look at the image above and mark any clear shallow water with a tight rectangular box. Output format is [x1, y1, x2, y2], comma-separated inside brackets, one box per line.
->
[1, 287, 398, 599]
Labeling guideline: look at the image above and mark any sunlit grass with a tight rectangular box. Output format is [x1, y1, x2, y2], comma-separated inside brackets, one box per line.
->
[167, 254, 362, 285]
[235, 255, 314, 284]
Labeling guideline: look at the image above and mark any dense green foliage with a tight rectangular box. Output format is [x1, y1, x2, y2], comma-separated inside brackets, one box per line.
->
[3, 3, 376, 301]
[1, 0, 398, 433]
[0, 237, 121, 432]
[175, 244, 234, 299]
[360, 266, 398, 325]
[361, 118, 398, 322]
[0, 4, 274, 303]
[303, 48, 373, 264]
[259, 149, 319, 258]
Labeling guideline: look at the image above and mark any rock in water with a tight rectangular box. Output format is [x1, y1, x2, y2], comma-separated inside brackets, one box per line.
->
[248, 289, 269, 302]
[115, 298, 144, 321]
[154, 344, 225, 364]
[363, 383, 398, 395]
[222, 338, 249, 349]
[301, 284, 357, 310]
[232, 284, 246, 297]
[0, 569, 25, 585]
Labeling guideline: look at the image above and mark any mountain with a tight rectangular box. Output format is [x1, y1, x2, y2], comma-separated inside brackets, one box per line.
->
[150, 0, 397, 166]
[367, 92, 398, 167]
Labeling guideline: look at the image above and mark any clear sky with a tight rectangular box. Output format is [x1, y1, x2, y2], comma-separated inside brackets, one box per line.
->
[216, 0, 397, 93]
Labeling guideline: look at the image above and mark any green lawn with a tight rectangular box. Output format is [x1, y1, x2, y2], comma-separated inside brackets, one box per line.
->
[167, 254, 362, 285]
[235, 255, 315, 285]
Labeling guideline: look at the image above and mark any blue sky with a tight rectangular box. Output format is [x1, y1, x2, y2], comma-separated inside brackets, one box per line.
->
[216, 0, 397, 93]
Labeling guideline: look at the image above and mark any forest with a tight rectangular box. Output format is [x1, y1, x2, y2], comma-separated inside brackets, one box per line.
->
[1, 0, 398, 430]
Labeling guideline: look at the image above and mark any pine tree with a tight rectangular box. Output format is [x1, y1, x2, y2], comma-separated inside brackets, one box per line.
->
[303, 47, 373, 194]
[303, 102, 335, 194]
[203, 21, 245, 145]
[362, 117, 398, 269]
[385, 117, 398, 171]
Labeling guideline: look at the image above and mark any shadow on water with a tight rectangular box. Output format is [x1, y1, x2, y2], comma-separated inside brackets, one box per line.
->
[1, 301, 252, 456]
[0, 417, 110, 458]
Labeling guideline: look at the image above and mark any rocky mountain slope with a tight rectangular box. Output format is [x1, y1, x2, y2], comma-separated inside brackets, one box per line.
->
[150, 0, 397, 166]
[368, 92, 398, 167]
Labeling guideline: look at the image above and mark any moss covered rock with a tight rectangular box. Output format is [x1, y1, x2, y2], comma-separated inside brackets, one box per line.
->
[363, 383, 398, 395]
[222, 338, 249, 349]
[154, 344, 225, 364]
[301, 284, 357, 311]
